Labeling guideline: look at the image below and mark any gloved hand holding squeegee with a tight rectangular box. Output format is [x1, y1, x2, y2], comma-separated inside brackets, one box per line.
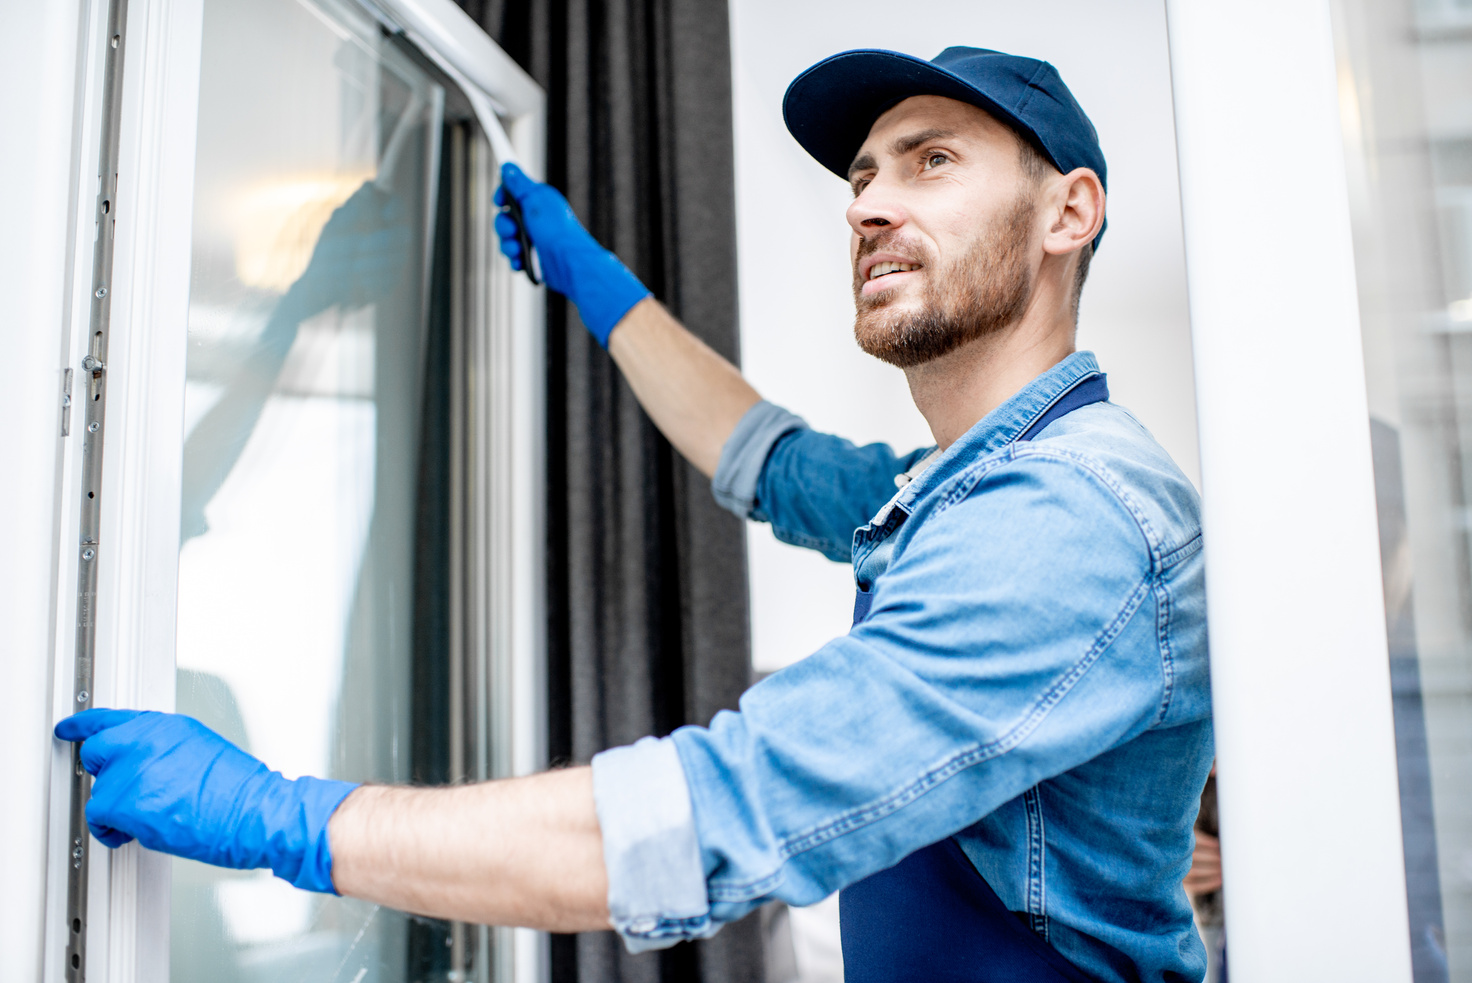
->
[412, 38, 651, 348]
[494, 162, 651, 347]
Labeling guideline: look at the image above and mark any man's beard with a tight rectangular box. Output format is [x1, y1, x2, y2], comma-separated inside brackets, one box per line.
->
[852, 193, 1037, 369]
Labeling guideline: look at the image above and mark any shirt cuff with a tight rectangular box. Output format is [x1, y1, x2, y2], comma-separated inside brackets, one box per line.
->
[591, 736, 717, 953]
[711, 401, 808, 519]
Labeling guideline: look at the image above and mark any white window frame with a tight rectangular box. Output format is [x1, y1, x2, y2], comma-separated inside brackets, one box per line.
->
[1165, 2, 1414, 980]
[23, 0, 548, 980]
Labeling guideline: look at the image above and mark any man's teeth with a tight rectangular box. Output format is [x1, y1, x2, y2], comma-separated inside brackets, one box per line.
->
[869, 261, 920, 280]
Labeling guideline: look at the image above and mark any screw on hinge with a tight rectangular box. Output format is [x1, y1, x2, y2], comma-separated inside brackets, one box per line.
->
[82, 355, 106, 375]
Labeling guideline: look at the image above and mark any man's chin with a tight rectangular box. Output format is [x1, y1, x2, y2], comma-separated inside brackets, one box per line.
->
[853, 314, 935, 369]
[854, 290, 923, 321]
[853, 301, 996, 370]
[855, 336, 935, 369]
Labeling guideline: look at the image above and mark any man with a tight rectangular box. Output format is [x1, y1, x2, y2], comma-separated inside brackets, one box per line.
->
[58, 48, 1211, 982]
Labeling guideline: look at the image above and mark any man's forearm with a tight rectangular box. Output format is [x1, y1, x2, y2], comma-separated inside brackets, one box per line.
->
[607, 297, 762, 478]
[329, 766, 612, 933]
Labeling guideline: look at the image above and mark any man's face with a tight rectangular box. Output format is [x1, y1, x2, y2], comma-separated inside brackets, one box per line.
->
[846, 95, 1040, 368]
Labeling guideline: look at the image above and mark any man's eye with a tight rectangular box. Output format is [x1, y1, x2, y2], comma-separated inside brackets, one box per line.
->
[924, 153, 949, 170]
[852, 178, 871, 196]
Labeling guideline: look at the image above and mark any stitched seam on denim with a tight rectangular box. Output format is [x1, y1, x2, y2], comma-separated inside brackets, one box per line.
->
[773, 526, 848, 562]
[852, 512, 908, 589]
[894, 359, 1102, 504]
[931, 447, 1165, 571]
[709, 867, 786, 902]
[1024, 785, 1048, 939]
[895, 360, 1100, 503]
[1152, 580, 1176, 728]
[623, 914, 714, 937]
[932, 444, 1019, 512]
[1158, 532, 1203, 571]
[706, 574, 1153, 901]
[777, 573, 1150, 855]
[1018, 449, 1164, 563]
[853, 506, 906, 551]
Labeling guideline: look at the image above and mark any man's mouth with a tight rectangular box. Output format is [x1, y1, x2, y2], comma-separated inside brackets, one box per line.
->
[867, 261, 922, 281]
[859, 257, 924, 298]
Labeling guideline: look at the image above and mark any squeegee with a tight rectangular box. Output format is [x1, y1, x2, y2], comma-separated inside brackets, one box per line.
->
[405, 28, 542, 285]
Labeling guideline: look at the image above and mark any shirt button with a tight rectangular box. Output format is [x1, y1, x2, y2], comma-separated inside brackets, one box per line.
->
[628, 917, 658, 934]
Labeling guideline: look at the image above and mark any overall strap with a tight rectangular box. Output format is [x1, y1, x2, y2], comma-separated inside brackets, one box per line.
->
[1015, 372, 1109, 443]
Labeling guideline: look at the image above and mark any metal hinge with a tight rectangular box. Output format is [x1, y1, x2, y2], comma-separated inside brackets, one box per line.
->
[65, 1, 127, 980]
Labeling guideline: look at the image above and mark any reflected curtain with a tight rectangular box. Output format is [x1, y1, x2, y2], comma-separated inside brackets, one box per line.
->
[454, 1, 760, 981]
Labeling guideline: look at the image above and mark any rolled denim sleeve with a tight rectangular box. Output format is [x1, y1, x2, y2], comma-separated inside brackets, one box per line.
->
[711, 400, 809, 518]
[713, 400, 932, 563]
[591, 736, 715, 952]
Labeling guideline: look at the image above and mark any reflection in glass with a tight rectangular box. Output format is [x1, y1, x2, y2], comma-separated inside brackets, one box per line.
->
[173, 0, 446, 979]
[1334, 0, 1472, 979]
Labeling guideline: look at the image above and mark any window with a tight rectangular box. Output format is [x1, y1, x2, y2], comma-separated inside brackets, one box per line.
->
[39, 0, 545, 979]
[174, 0, 450, 977]
[1335, 0, 1472, 976]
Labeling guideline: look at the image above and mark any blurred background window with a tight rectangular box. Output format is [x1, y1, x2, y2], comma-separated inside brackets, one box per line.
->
[1335, 0, 1472, 979]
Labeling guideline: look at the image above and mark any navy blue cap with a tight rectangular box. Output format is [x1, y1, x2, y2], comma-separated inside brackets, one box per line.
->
[783, 47, 1107, 249]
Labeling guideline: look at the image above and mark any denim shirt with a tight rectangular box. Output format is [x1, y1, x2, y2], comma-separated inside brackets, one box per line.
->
[592, 352, 1213, 983]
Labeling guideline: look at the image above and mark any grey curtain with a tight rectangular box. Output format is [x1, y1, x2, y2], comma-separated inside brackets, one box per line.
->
[454, 2, 761, 981]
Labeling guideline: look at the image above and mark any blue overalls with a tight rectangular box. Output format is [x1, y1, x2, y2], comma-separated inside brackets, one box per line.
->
[841, 373, 1110, 983]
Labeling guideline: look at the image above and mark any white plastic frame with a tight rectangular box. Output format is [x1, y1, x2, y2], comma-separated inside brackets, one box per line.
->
[27, 0, 547, 981]
[1165, 2, 1414, 980]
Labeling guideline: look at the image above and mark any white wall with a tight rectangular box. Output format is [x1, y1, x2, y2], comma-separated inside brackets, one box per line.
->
[730, 0, 1198, 675]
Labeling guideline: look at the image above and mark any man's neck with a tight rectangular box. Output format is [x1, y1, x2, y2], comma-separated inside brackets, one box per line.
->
[905, 312, 1076, 451]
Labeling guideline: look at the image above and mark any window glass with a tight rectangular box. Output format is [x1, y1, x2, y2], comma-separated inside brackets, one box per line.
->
[1335, 0, 1472, 979]
[173, 0, 448, 978]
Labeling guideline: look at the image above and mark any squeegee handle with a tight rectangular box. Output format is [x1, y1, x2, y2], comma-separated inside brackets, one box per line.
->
[494, 162, 651, 347]
[502, 193, 541, 286]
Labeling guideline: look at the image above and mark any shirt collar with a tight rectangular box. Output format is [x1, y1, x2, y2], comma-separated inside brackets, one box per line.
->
[894, 350, 1103, 508]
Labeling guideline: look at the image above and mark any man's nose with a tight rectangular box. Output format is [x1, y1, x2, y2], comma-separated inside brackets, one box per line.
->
[845, 177, 908, 238]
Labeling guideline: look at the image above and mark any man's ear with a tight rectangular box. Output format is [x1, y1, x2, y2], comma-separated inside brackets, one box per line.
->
[1042, 168, 1104, 258]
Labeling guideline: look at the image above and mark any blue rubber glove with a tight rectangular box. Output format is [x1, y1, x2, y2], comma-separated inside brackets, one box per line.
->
[494, 162, 651, 346]
[54, 708, 357, 894]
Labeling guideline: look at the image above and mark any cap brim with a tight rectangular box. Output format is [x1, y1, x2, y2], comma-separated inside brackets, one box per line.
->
[782, 49, 1047, 181]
